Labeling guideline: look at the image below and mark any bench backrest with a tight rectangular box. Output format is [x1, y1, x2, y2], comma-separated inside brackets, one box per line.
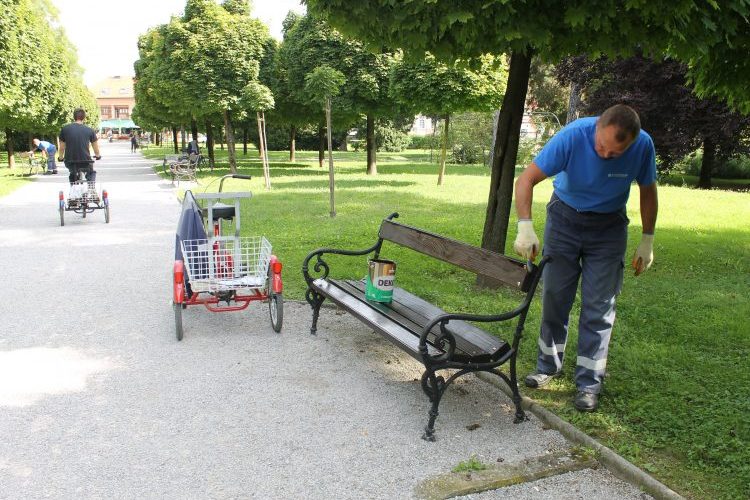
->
[378, 219, 532, 291]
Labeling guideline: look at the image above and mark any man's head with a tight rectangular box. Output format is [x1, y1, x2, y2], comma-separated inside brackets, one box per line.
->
[73, 108, 86, 122]
[595, 104, 641, 159]
[32, 138, 40, 147]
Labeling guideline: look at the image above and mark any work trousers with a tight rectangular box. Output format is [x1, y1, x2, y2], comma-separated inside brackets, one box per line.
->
[537, 194, 628, 394]
[46, 147, 57, 171]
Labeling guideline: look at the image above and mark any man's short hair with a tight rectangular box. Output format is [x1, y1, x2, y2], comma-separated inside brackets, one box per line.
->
[598, 104, 641, 143]
[73, 108, 86, 121]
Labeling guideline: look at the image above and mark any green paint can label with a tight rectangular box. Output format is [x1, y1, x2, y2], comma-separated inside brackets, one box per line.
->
[365, 259, 396, 303]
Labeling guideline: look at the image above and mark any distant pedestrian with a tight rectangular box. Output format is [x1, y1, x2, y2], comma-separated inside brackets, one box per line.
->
[130, 132, 138, 153]
[187, 138, 200, 155]
[30, 138, 58, 174]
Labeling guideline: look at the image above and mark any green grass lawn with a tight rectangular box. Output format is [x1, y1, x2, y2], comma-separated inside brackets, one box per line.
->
[151, 146, 749, 499]
[0, 152, 38, 197]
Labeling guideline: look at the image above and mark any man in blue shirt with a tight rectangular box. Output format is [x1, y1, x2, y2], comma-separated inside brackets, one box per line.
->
[513, 104, 658, 412]
[31, 138, 58, 174]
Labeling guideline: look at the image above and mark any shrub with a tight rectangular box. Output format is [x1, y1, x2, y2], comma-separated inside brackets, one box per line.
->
[375, 123, 410, 152]
[676, 150, 750, 179]
[408, 135, 438, 150]
[451, 144, 483, 164]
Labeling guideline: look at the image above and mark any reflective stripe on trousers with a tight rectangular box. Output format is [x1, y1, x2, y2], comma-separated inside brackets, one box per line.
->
[537, 194, 628, 394]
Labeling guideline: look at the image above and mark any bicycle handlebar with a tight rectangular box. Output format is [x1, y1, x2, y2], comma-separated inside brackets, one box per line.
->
[218, 174, 251, 193]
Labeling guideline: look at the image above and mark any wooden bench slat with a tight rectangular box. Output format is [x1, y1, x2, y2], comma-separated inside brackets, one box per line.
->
[312, 279, 442, 360]
[378, 220, 529, 289]
[340, 280, 510, 363]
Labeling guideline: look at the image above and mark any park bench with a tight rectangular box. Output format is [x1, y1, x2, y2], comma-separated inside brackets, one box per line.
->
[15, 152, 43, 175]
[163, 153, 201, 185]
[302, 213, 549, 441]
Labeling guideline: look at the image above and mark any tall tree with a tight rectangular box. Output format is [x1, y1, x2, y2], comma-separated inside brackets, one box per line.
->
[305, 0, 750, 268]
[269, 11, 309, 162]
[305, 65, 345, 217]
[145, 0, 271, 173]
[390, 53, 506, 184]
[0, 0, 94, 166]
[276, 13, 393, 174]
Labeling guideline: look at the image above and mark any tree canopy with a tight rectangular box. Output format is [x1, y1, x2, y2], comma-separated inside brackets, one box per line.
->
[274, 12, 395, 174]
[133, 0, 271, 172]
[1, 0, 97, 166]
[557, 54, 750, 188]
[305, 0, 750, 263]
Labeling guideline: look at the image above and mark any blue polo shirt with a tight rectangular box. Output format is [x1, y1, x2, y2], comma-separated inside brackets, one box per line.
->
[533, 117, 656, 213]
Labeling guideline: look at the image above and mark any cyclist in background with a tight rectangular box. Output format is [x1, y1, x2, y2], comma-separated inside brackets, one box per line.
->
[58, 108, 101, 184]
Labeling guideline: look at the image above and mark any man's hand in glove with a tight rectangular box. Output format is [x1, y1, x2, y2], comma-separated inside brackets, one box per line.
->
[513, 219, 540, 261]
[631, 233, 654, 276]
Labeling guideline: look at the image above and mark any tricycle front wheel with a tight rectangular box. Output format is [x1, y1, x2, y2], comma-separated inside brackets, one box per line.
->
[269, 293, 283, 333]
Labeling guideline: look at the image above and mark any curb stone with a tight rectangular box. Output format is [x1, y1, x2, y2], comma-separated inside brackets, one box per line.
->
[475, 372, 684, 500]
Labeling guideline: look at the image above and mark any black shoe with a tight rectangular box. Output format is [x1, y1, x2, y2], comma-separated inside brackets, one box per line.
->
[524, 371, 561, 388]
[52, 170, 58, 174]
[574, 391, 599, 412]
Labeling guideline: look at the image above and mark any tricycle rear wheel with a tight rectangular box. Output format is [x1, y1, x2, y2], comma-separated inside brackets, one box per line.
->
[269, 293, 283, 333]
[174, 302, 184, 341]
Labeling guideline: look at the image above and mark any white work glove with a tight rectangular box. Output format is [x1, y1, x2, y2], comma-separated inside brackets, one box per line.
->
[513, 219, 540, 261]
[631, 233, 654, 276]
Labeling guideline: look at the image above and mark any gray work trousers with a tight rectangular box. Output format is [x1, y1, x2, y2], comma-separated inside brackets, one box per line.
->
[537, 194, 628, 394]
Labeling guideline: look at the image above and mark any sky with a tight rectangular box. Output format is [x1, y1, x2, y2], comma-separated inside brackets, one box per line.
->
[51, 0, 305, 87]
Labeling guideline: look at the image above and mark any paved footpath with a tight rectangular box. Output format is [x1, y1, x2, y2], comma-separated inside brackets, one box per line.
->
[0, 142, 649, 499]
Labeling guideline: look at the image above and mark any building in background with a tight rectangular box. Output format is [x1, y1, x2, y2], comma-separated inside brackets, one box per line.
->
[90, 76, 139, 135]
[410, 114, 435, 136]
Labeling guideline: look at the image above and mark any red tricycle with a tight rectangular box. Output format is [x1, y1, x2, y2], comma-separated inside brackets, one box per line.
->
[172, 174, 283, 340]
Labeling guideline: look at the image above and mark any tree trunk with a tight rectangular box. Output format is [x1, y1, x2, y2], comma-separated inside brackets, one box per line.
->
[566, 82, 581, 124]
[223, 110, 238, 174]
[366, 113, 376, 175]
[190, 119, 198, 140]
[479, 49, 533, 288]
[180, 126, 186, 151]
[437, 114, 450, 185]
[220, 128, 224, 150]
[318, 124, 325, 168]
[289, 125, 296, 162]
[205, 120, 215, 170]
[6, 129, 15, 168]
[242, 127, 248, 155]
[698, 137, 714, 189]
[171, 126, 179, 154]
[326, 98, 336, 218]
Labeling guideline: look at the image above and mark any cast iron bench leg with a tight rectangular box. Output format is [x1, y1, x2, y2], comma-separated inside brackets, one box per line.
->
[421, 370, 446, 441]
[306, 288, 325, 335]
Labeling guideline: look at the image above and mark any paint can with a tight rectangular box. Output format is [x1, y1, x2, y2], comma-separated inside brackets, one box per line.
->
[365, 259, 396, 303]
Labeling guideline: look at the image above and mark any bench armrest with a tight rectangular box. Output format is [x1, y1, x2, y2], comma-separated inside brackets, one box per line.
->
[302, 241, 381, 286]
[302, 212, 399, 286]
[418, 256, 549, 366]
